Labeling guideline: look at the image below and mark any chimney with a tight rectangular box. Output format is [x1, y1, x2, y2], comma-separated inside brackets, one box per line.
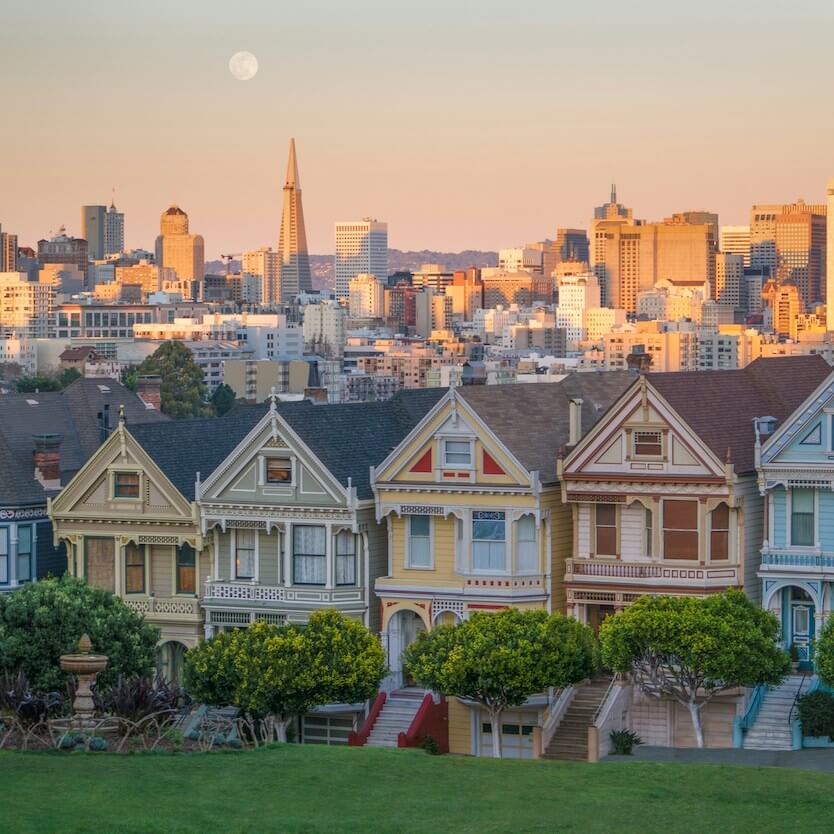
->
[754, 416, 777, 443]
[33, 433, 63, 488]
[568, 398, 583, 446]
[626, 351, 652, 374]
[136, 375, 161, 410]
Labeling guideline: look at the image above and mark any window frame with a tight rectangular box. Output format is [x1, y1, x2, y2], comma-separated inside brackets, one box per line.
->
[632, 429, 664, 458]
[264, 456, 293, 485]
[790, 488, 815, 548]
[175, 544, 196, 595]
[515, 515, 538, 573]
[645, 505, 653, 558]
[0, 527, 8, 584]
[234, 529, 257, 580]
[292, 525, 326, 586]
[406, 515, 433, 569]
[442, 438, 474, 468]
[16, 525, 32, 583]
[472, 511, 507, 573]
[113, 471, 141, 500]
[661, 499, 699, 561]
[124, 542, 145, 594]
[335, 530, 356, 586]
[709, 503, 730, 561]
[594, 504, 618, 558]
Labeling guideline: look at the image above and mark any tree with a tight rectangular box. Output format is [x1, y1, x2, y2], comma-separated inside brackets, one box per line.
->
[185, 611, 386, 742]
[599, 590, 789, 748]
[0, 576, 160, 691]
[403, 609, 597, 758]
[210, 383, 237, 417]
[58, 367, 82, 388]
[15, 375, 63, 393]
[133, 341, 212, 419]
[814, 617, 834, 688]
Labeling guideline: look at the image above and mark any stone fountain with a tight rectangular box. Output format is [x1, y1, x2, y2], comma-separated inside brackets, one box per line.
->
[60, 634, 109, 728]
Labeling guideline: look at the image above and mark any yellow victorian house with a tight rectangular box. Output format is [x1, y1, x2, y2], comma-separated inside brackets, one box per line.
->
[369, 375, 632, 757]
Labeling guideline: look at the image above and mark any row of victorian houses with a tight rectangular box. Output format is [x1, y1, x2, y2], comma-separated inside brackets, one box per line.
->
[7, 356, 834, 755]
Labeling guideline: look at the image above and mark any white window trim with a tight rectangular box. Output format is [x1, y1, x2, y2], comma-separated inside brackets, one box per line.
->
[406, 515, 434, 570]
[631, 428, 664, 460]
[470, 510, 509, 575]
[231, 528, 259, 581]
[259, 454, 295, 489]
[787, 488, 818, 550]
[439, 436, 475, 470]
[109, 467, 143, 502]
[514, 515, 539, 575]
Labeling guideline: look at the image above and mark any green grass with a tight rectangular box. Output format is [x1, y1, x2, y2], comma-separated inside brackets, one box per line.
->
[2, 744, 833, 833]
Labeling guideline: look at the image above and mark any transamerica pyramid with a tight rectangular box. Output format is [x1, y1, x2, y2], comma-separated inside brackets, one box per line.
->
[277, 138, 312, 302]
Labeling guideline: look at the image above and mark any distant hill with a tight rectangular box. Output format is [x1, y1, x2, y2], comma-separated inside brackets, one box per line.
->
[207, 249, 498, 293]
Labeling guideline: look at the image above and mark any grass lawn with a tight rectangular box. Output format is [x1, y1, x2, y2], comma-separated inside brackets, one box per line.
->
[2, 744, 833, 834]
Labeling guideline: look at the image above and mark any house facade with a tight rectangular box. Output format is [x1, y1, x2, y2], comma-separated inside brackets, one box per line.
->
[757, 368, 834, 668]
[372, 376, 632, 757]
[560, 356, 831, 746]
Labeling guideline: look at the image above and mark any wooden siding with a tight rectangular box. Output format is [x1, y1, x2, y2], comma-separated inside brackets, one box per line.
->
[736, 475, 763, 601]
[546, 492, 571, 615]
[448, 698, 472, 755]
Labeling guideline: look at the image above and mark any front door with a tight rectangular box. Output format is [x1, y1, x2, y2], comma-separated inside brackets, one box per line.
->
[791, 603, 814, 668]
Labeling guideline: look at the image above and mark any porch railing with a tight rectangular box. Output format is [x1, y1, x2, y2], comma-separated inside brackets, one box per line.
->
[123, 596, 200, 618]
[761, 549, 834, 571]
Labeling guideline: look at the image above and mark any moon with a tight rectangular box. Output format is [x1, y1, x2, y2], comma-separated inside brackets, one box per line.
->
[229, 51, 258, 81]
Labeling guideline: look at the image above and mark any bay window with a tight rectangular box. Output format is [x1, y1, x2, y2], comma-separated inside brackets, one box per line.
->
[710, 503, 730, 560]
[335, 530, 356, 586]
[17, 526, 32, 582]
[407, 515, 432, 568]
[125, 543, 145, 594]
[663, 500, 698, 560]
[293, 525, 326, 585]
[176, 544, 196, 594]
[516, 515, 537, 572]
[473, 511, 506, 571]
[645, 506, 653, 557]
[594, 504, 617, 557]
[235, 530, 256, 579]
[791, 489, 815, 547]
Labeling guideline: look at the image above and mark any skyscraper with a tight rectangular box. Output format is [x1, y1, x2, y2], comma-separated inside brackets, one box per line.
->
[82, 205, 106, 260]
[827, 178, 834, 331]
[0, 227, 18, 272]
[154, 205, 204, 299]
[719, 225, 751, 267]
[243, 247, 280, 306]
[335, 218, 388, 299]
[277, 138, 312, 302]
[553, 229, 590, 266]
[105, 199, 125, 256]
[749, 200, 825, 278]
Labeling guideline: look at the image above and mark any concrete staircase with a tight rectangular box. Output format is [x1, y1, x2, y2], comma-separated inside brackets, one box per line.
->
[543, 677, 612, 761]
[743, 675, 805, 751]
[365, 688, 423, 748]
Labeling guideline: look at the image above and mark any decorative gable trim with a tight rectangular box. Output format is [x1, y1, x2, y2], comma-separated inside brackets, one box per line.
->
[410, 448, 433, 474]
[482, 450, 505, 476]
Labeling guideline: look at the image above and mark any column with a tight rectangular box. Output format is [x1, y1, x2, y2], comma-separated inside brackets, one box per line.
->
[212, 527, 220, 580]
[284, 523, 293, 586]
[115, 540, 124, 597]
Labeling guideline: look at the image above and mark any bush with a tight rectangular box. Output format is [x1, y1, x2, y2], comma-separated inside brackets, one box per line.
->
[609, 728, 643, 755]
[0, 576, 160, 691]
[814, 618, 834, 688]
[94, 675, 190, 722]
[797, 690, 834, 739]
[422, 735, 440, 755]
[0, 671, 66, 726]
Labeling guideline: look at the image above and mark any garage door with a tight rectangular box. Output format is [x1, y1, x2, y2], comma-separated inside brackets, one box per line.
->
[480, 711, 536, 758]
[301, 713, 357, 745]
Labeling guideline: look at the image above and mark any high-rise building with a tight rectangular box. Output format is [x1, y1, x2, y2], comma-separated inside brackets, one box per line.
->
[714, 252, 744, 308]
[105, 200, 125, 256]
[81, 205, 106, 260]
[0, 227, 18, 272]
[243, 247, 280, 306]
[37, 227, 89, 283]
[556, 272, 601, 344]
[594, 184, 633, 221]
[827, 178, 834, 331]
[762, 279, 802, 337]
[749, 200, 825, 278]
[720, 225, 751, 267]
[348, 273, 385, 318]
[591, 185, 636, 307]
[0, 272, 55, 338]
[497, 247, 543, 274]
[154, 205, 204, 299]
[277, 138, 312, 302]
[335, 218, 388, 300]
[553, 229, 590, 266]
[774, 210, 826, 306]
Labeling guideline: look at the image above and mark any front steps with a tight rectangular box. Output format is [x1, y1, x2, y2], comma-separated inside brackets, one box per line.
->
[742, 675, 805, 751]
[543, 677, 612, 761]
[365, 688, 423, 748]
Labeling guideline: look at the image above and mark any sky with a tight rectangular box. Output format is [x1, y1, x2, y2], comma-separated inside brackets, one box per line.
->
[2, 1, 834, 258]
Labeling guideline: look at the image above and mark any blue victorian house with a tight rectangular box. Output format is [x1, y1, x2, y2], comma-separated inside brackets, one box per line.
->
[757, 365, 834, 669]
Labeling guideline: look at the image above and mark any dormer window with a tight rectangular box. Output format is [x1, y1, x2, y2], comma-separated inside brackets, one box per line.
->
[265, 458, 292, 484]
[443, 439, 472, 467]
[633, 430, 662, 457]
[114, 472, 140, 498]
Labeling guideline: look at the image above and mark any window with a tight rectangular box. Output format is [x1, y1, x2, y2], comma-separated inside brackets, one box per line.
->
[473, 511, 506, 571]
[293, 526, 326, 585]
[710, 504, 729, 560]
[176, 545, 196, 594]
[663, 500, 698, 560]
[235, 530, 256, 579]
[791, 489, 815, 547]
[17, 526, 32, 582]
[335, 530, 356, 586]
[595, 504, 617, 556]
[265, 458, 292, 484]
[0, 528, 7, 583]
[645, 506, 653, 558]
[516, 515, 537, 572]
[633, 430, 662, 457]
[443, 439, 472, 467]
[125, 543, 145, 594]
[114, 472, 140, 498]
[407, 515, 432, 568]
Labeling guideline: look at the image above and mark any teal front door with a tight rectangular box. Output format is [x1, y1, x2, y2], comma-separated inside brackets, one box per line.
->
[790, 601, 815, 670]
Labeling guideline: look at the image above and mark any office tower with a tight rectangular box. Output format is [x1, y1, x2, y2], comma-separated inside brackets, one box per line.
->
[497, 247, 543, 274]
[591, 185, 636, 306]
[105, 199, 125, 256]
[750, 200, 826, 277]
[0, 272, 55, 338]
[37, 227, 89, 278]
[154, 205, 205, 299]
[0, 228, 18, 272]
[82, 205, 107, 260]
[525, 241, 556, 278]
[714, 253, 744, 308]
[774, 210, 826, 307]
[446, 268, 483, 320]
[556, 272, 601, 344]
[594, 184, 633, 221]
[348, 273, 385, 318]
[762, 280, 802, 337]
[553, 228, 590, 265]
[335, 218, 388, 300]
[720, 225, 751, 267]
[481, 271, 553, 308]
[827, 178, 834, 331]
[243, 247, 280, 306]
[277, 138, 312, 302]
[411, 263, 454, 292]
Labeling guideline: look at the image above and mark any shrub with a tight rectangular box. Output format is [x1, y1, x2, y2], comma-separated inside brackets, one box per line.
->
[797, 690, 834, 739]
[609, 728, 643, 755]
[422, 735, 440, 755]
[0, 670, 65, 726]
[0, 576, 160, 691]
[94, 675, 190, 722]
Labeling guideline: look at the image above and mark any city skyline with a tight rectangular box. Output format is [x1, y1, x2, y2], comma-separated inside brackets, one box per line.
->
[3, 1, 834, 256]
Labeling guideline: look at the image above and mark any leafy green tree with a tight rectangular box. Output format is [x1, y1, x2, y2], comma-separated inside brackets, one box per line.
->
[185, 611, 386, 742]
[15, 375, 63, 393]
[404, 609, 597, 758]
[0, 576, 160, 691]
[814, 617, 834, 688]
[58, 367, 82, 388]
[210, 383, 237, 417]
[599, 590, 788, 748]
[134, 341, 212, 419]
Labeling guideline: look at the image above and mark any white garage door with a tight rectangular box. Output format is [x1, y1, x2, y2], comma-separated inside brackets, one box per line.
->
[480, 711, 536, 758]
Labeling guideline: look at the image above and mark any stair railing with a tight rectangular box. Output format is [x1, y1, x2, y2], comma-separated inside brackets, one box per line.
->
[787, 672, 808, 751]
[541, 686, 575, 751]
[732, 683, 767, 748]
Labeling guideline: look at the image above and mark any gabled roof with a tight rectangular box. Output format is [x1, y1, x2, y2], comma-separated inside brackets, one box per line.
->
[649, 355, 831, 476]
[59, 346, 98, 362]
[0, 378, 167, 507]
[457, 372, 636, 484]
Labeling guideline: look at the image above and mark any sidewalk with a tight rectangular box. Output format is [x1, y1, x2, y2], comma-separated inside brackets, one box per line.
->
[601, 745, 834, 773]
